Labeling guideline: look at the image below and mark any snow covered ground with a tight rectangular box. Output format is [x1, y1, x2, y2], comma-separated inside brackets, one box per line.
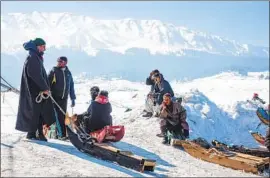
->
[1, 71, 269, 177]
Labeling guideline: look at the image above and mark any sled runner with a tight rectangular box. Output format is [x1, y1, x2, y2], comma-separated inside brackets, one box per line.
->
[251, 132, 265, 146]
[177, 140, 269, 174]
[65, 124, 156, 172]
[212, 140, 270, 158]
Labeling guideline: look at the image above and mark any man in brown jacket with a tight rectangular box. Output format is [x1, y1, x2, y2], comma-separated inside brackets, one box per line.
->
[158, 93, 189, 144]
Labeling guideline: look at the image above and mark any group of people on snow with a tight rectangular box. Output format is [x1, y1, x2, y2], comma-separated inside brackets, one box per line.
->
[142, 69, 189, 143]
[15, 38, 113, 142]
[14, 37, 268, 149]
[15, 37, 189, 145]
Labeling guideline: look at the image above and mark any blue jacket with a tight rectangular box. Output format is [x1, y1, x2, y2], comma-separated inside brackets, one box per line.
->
[48, 66, 76, 100]
[153, 75, 174, 105]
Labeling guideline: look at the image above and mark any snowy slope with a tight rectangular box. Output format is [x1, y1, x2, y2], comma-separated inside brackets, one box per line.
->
[1, 12, 268, 57]
[1, 71, 269, 177]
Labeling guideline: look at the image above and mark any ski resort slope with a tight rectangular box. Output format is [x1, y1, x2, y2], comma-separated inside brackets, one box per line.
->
[1, 71, 269, 177]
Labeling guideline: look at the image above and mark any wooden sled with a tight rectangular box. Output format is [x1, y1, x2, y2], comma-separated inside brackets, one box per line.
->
[178, 140, 269, 174]
[212, 140, 270, 158]
[256, 108, 270, 125]
[251, 132, 265, 146]
[65, 116, 156, 172]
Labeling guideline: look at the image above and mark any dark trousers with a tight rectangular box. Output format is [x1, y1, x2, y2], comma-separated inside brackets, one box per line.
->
[160, 119, 189, 137]
[27, 116, 44, 136]
[53, 97, 68, 137]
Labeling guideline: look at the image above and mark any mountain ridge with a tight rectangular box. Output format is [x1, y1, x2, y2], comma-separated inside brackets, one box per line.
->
[1, 11, 269, 57]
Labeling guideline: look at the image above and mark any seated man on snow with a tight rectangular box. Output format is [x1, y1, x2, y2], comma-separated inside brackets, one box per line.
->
[72, 89, 124, 143]
[158, 93, 189, 144]
[143, 69, 161, 115]
[143, 72, 175, 117]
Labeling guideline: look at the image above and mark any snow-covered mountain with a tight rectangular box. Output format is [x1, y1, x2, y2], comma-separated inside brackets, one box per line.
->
[1, 11, 269, 57]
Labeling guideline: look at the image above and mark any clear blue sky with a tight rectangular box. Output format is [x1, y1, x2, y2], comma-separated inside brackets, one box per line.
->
[1, 1, 269, 47]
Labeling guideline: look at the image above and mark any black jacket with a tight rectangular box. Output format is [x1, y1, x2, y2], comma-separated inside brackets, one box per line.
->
[84, 96, 112, 133]
[48, 66, 76, 100]
[153, 75, 174, 105]
[15, 40, 55, 132]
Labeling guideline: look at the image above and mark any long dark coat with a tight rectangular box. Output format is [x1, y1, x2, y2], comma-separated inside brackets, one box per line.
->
[15, 40, 56, 132]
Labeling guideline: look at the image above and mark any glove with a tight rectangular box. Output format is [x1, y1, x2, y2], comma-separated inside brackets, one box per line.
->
[71, 100, 75, 107]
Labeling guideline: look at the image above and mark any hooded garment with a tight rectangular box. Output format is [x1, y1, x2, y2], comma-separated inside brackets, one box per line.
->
[15, 40, 56, 132]
[84, 95, 112, 133]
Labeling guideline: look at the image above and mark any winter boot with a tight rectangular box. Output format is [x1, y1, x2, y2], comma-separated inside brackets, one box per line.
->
[183, 129, 189, 139]
[142, 112, 153, 117]
[58, 136, 69, 141]
[38, 134, 48, 142]
[26, 132, 37, 140]
[156, 133, 165, 137]
[162, 135, 169, 145]
[38, 129, 48, 142]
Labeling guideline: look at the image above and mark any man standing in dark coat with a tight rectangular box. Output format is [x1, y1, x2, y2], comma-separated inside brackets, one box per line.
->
[48, 56, 76, 139]
[15, 38, 55, 141]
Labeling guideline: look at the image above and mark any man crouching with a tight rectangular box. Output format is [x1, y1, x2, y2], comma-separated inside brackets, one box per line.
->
[159, 93, 189, 144]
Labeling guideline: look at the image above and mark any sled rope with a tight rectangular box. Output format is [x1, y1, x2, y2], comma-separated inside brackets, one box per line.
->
[35, 92, 50, 103]
[35, 92, 90, 135]
[35, 92, 66, 115]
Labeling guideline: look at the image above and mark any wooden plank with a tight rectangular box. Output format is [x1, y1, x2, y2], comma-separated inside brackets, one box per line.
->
[180, 140, 268, 174]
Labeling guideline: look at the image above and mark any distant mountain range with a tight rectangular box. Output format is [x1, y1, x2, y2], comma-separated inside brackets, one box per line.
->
[1, 11, 269, 58]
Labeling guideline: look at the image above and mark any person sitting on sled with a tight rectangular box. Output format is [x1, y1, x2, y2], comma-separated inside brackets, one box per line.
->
[143, 73, 175, 118]
[90, 86, 100, 102]
[158, 93, 189, 144]
[72, 90, 124, 143]
[73, 86, 100, 126]
[74, 90, 112, 132]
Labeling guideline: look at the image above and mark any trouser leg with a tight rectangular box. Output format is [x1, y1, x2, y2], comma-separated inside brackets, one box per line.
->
[54, 98, 68, 137]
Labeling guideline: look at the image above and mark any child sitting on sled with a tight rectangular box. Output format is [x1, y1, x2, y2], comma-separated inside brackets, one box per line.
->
[72, 89, 124, 143]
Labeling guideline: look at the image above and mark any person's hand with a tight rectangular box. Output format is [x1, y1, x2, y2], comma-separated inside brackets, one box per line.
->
[147, 93, 153, 99]
[71, 114, 78, 121]
[43, 90, 49, 95]
[162, 102, 167, 109]
[150, 71, 155, 77]
[71, 100, 75, 107]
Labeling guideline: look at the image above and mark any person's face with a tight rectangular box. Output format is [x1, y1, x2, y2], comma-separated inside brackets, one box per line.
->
[37, 45, 46, 53]
[57, 59, 67, 67]
[163, 95, 171, 105]
[155, 76, 161, 83]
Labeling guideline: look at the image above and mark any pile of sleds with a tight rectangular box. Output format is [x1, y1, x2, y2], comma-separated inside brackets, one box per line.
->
[171, 138, 269, 175]
[168, 93, 269, 175]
